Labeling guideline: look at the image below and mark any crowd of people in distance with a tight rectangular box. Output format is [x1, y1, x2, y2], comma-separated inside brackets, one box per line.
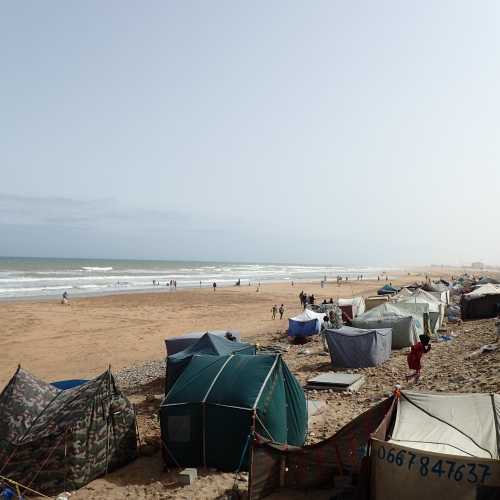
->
[152, 279, 177, 288]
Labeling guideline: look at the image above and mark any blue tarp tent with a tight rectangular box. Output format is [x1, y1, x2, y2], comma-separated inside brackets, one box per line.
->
[377, 284, 400, 296]
[166, 332, 255, 392]
[51, 379, 89, 390]
[288, 309, 325, 337]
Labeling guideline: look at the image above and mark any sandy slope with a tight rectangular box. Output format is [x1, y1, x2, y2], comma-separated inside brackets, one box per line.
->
[3, 269, 498, 499]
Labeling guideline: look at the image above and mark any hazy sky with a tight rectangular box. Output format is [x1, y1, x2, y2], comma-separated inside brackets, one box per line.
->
[2, 1, 499, 266]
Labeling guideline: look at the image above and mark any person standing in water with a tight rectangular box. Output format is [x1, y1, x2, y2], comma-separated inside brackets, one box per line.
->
[213, 282, 217, 292]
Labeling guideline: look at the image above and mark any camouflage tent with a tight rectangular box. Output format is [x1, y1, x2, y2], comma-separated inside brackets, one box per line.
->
[0, 368, 137, 495]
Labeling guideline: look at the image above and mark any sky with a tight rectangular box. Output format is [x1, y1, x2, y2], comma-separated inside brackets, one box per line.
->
[1, 1, 500, 266]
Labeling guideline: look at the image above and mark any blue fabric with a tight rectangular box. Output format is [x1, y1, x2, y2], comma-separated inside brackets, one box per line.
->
[51, 379, 88, 390]
[288, 318, 320, 337]
[0, 487, 15, 500]
[377, 284, 400, 295]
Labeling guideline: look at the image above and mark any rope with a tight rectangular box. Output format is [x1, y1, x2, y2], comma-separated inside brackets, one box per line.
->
[236, 433, 252, 473]
[232, 433, 252, 490]
[0, 474, 50, 498]
[134, 405, 142, 451]
[160, 439, 181, 469]
[400, 392, 492, 458]
[24, 430, 67, 492]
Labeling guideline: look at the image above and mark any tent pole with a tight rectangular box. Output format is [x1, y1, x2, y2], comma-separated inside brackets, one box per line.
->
[105, 368, 112, 475]
[491, 393, 500, 457]
[203, 402, 207, 468]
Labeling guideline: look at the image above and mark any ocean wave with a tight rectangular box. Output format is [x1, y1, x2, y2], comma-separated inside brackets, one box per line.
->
[0, 285, 69, 294]
[81, 266, 113, 272]
[0, 259, 387, 299]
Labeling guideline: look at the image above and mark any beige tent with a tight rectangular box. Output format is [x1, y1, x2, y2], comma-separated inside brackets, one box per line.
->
[248, 390, 500, 500]
[365, 295, 389, 311]
[370, 391, 500, 500]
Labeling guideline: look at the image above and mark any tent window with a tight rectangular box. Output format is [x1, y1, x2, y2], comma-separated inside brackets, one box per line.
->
[168, 416, 190, 442]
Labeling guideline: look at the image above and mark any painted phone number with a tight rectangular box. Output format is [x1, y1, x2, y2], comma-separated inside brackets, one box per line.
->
[376, 445, 492, 484]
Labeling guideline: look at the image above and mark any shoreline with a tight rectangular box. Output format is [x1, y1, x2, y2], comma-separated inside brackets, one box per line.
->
[0, 273, 404, 303]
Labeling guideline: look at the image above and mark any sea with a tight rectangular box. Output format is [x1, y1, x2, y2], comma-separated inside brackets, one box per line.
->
[0, 257, 388, 300]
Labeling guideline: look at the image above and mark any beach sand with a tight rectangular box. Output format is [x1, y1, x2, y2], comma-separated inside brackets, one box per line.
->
[0, 271, 423, 386]
[2, 268, 499, 499]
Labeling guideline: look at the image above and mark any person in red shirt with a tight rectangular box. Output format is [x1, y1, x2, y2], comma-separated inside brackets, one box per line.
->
[406, 335, 431, 383]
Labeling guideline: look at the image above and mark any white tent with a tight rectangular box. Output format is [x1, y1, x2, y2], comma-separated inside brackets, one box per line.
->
[292, 309, 326, 322]
[389, 391, 500, 458]
[288, 309, 325, 337]
[394, 289, 445, 332]
[396, 288, 414, 299]
[467, 283, 500, 298]
[337, 296, 366, 318]
[370, 391, 500, 500]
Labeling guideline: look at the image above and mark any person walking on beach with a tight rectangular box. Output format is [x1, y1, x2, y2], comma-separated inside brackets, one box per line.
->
[299, 291, 304, 306]
[279, 304, 285, 319]
[271, 304, 278, 320]
[406, 335, 431, 383]
[213, 282, 217, 292]
[61, 290, 69, 305]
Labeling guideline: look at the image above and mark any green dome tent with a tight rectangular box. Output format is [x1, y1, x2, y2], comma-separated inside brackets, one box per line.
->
[165, 332, 256, 392]
[160, 354, 307, 471]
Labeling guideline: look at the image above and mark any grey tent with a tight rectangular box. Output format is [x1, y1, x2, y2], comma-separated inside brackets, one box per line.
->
[423, 282, 450, 304]
[395, 288, 445, 333]
[165, 330, 241, 355]
[165, 332, 256, 392]
[477, 276, 500, 285]
[392, 301, 431, 335]
[352, 303, 420, 348]
[325, 326, 392, 368]
[0, 368, 137, 495]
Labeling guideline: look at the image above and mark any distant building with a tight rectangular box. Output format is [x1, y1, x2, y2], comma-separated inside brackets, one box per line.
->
[471, 262, 485, 270]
